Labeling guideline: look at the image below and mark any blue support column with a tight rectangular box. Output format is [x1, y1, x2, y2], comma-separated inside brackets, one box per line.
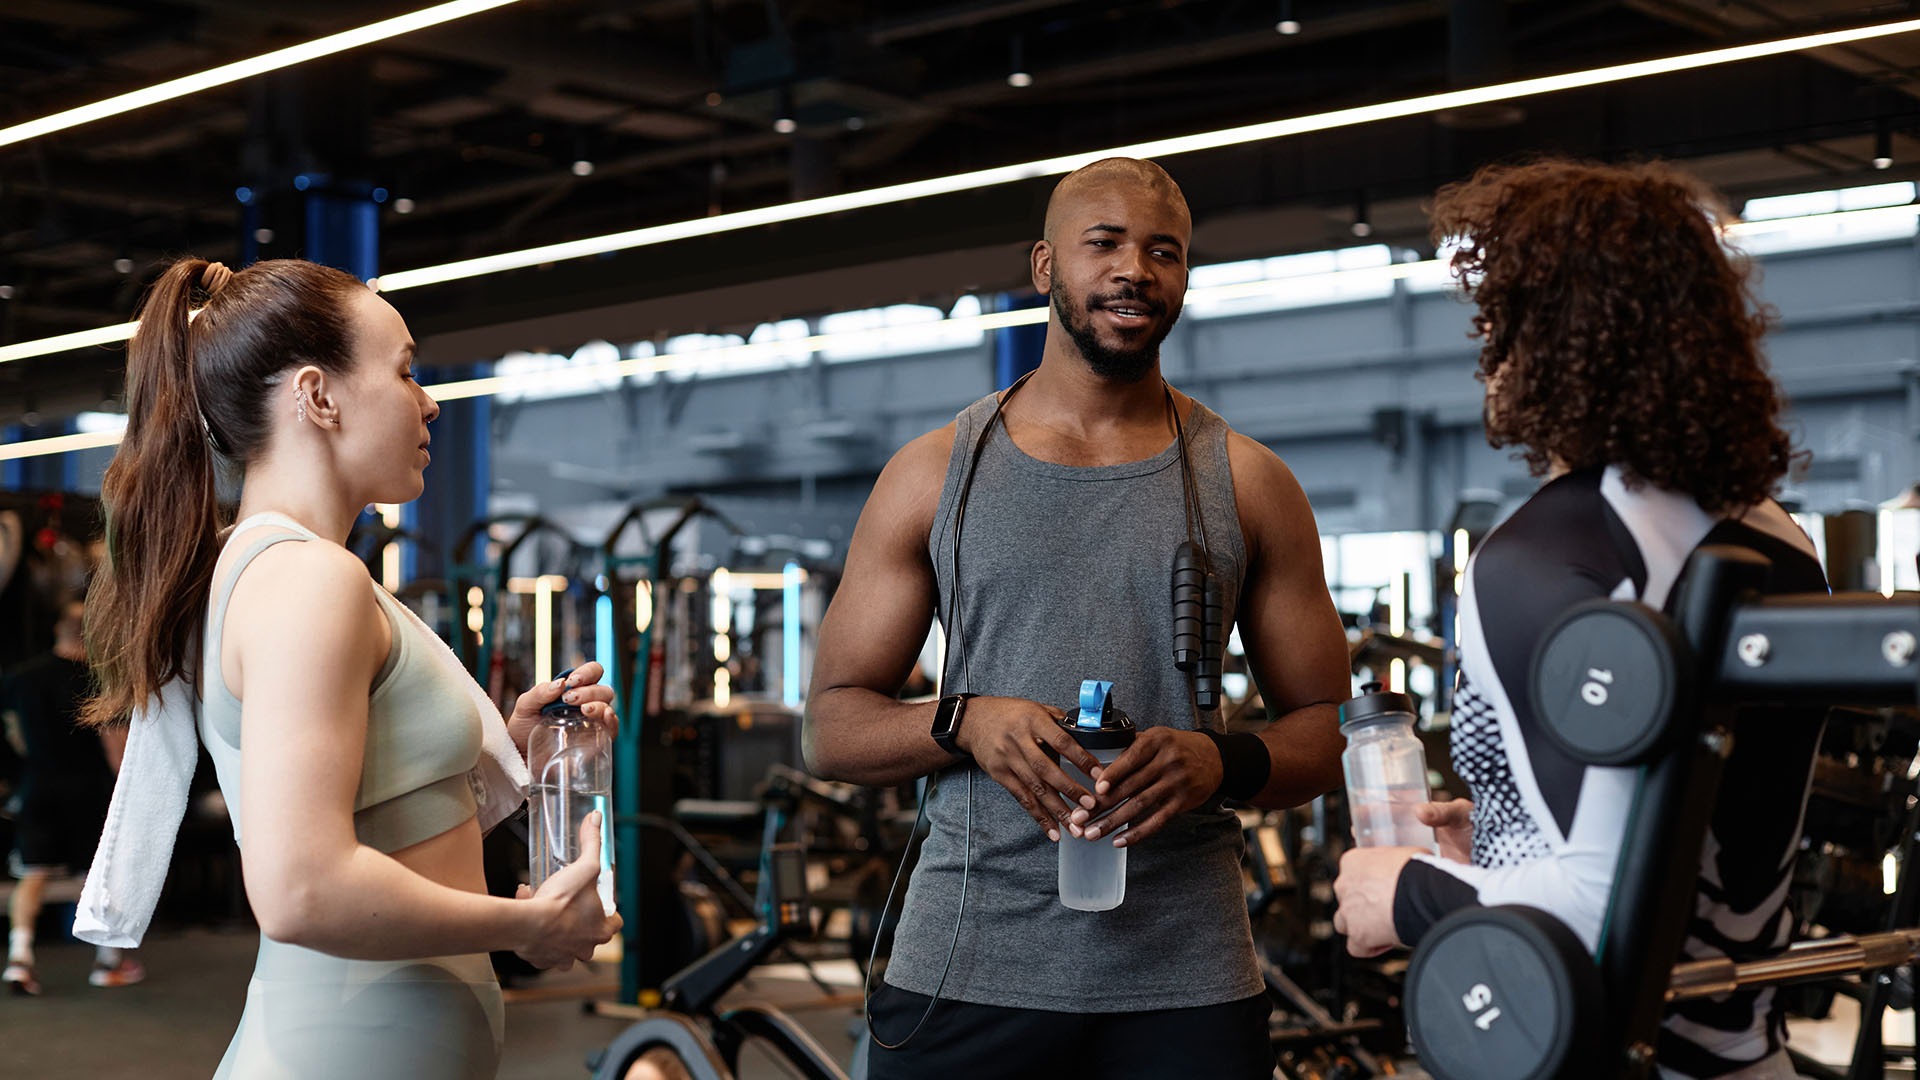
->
[2, 426, 22, 492]
[304, 191, 379, 281]
[3, 421, 76, 492]
[411, 366, 492, 587]
[994, 292, 1047, 388]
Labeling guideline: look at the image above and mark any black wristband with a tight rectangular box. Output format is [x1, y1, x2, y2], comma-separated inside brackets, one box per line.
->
[1198, 729, 1271, 804]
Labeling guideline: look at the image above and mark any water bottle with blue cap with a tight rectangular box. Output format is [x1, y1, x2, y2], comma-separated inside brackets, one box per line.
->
[1055, 679, 1136, 911]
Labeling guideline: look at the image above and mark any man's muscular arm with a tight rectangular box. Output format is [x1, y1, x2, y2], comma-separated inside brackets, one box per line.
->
[801, 428, 957, 786]
[801, 427, 1105, 836]
[1230, 432, 1350, 808]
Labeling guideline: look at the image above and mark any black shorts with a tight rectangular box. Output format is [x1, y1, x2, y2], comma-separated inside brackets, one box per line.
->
[866, 985, 1274, 1080]
[9, 772, 110, 875]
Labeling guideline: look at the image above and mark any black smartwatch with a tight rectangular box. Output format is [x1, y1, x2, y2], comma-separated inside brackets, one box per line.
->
[931, 693, 978, 759]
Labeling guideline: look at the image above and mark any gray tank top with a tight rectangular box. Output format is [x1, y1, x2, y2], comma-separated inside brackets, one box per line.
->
[883, 390, 1265, 1012]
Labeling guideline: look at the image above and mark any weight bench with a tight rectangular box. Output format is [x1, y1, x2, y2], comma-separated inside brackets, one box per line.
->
[1404, 545, 1919, 1080]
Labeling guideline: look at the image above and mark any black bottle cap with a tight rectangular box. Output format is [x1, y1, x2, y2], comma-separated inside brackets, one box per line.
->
[1056, 711, 1136, 750]
[1339, 681, 1416, 732]
[1056, 682, 1137, 750]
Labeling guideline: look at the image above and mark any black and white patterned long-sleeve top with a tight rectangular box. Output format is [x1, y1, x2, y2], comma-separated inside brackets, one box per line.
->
[1391, 465, 1828, 1079]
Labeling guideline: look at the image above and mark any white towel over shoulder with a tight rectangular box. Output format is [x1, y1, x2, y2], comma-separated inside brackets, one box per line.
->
[72, 682, 200, 949]
[74, 512, 529, 949]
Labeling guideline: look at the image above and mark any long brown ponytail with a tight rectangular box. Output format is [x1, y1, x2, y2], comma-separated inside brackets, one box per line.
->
[82, 258, 365, 727]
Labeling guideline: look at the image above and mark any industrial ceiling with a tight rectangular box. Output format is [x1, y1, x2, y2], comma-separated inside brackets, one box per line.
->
[6, 0, 1920, 423]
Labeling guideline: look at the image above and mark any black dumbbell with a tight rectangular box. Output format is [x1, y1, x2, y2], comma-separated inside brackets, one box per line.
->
[1404, 905, 1604, 1080]
[1530, 600, 1690, 767]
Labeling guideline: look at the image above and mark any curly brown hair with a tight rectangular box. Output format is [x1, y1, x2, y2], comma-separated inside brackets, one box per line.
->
[1431, 157, 1796, 514]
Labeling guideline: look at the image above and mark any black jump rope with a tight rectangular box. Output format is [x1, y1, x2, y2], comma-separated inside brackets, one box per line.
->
[864, 371, 1226, 1048]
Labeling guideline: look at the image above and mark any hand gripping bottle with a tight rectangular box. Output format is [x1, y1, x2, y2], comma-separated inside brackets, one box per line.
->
[1339, 682, 1436, 852]
[528, 693, 615, 913]
[1056, 680, 1136, 911]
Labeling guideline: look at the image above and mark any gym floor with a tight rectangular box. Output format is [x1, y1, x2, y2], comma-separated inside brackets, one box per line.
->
[0, 923, 1909, 1078]
[0, 927, 863, 1079]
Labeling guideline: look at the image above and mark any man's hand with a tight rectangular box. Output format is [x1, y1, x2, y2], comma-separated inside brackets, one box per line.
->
[1332, 845, 1419, 957]
[1415, 799, 1473, 864]
[956, 697, 1104, 842]
[1072, 727, 1223, 847]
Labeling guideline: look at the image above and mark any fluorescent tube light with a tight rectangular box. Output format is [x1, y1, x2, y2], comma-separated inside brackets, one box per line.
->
[366, 16, 1920, 293]
[0, 0, 529, 149]
[0, 322, 138, 364]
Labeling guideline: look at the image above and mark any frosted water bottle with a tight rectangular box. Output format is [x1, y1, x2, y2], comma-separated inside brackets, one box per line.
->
[1057, 679, 1137, 912]
[528, 694, 615, 913]
[1340, 682, 1436, 851]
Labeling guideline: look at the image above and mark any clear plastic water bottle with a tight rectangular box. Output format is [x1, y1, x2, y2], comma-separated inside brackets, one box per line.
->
[1057, 680, 1136, 912]
[528, 696, 614, 913]
[1340, 682, 1436, 851]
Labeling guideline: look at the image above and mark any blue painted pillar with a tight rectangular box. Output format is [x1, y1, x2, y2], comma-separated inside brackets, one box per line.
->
[2, 426, 22, 492]
[410, 365, 492, 587]
[3, 421, 75, 492]
[304, 190, 379, 282]
[994, 292, 1047, 388]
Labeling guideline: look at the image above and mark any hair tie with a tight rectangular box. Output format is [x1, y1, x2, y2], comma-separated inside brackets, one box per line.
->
[201, 261, 234, 298]
[199, 411, 227, 456]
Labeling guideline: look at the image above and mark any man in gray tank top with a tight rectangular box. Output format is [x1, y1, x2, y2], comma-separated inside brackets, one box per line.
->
[804, 158, 1350, 1079]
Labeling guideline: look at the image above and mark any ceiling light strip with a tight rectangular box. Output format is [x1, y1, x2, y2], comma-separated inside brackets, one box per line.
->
[0, 0, 529, 150]
[0, 430, 125, 462]
[5, 194, 1916, 428]
[7, 18, 1920, 366]
[0, 259, 1433, 452]
[367, 16, 1920, 294]
[0, 322, 138, 364]
[12, 185, 1920, 460]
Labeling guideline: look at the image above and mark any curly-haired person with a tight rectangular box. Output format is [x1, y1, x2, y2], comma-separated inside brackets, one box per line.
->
[1332, 158, 1827, 1080]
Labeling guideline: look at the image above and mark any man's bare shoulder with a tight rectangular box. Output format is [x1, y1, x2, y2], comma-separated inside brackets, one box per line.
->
[1226, 430, 1307, 502]
[1224, 429, 1315, 558]
[860, 423, 959, 547]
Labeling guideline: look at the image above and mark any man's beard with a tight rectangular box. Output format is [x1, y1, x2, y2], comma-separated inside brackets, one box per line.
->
[1052, 283, 1180, 384]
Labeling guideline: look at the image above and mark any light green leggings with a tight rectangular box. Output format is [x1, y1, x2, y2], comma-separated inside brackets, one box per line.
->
[213, 934, 504, 1079]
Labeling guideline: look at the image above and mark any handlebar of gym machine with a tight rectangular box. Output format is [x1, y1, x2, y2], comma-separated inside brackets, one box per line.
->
[1667, 929, 1920, 1003]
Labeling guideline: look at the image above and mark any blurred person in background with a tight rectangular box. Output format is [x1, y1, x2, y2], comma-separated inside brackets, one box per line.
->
[3, 599, 140, 993]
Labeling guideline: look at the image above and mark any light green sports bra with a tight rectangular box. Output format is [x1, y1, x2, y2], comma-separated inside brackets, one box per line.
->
[199, 514, 485, 853]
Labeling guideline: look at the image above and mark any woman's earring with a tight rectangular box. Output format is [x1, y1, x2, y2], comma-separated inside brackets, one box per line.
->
[294, 387, 309, 424]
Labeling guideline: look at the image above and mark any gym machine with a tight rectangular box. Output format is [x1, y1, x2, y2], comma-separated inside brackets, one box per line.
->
[1403, 545, 1918, 1080]
[449, 512, 598, 700]
[599, 497, 748, 1006]
[588, 788, 850, 1080]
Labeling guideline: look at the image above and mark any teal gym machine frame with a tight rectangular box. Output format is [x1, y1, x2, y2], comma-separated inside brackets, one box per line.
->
[600, 497, 742, 1005]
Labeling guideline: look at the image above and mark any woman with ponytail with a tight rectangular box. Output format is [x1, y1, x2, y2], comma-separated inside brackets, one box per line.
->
[79, 258, 621, 1079]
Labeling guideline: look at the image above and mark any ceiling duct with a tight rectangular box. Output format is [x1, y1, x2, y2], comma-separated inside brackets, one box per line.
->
[1437, 0, 1526, 129]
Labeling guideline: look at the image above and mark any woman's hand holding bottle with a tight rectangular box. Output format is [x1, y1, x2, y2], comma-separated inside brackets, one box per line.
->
[514, 811, 621, 970]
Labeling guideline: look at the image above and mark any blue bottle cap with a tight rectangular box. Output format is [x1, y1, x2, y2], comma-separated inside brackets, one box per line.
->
[1077, 680, 1114, 729]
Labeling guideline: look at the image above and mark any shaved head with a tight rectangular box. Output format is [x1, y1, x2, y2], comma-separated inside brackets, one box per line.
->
[1044, 158, 1191, 244]
[1034, 158, 1192, 382]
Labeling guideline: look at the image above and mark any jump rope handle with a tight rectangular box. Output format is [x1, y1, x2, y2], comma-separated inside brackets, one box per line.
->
[1171, 542, 1225, 711]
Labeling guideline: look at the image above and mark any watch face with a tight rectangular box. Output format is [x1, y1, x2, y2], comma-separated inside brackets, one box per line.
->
[933, 697, 961, 736]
